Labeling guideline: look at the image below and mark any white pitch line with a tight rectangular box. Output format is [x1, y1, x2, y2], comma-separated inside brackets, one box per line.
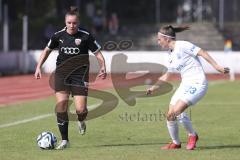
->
[0, 99, 238, 129]
[0, 103, 100, 129]
[0, 114, 53, 129]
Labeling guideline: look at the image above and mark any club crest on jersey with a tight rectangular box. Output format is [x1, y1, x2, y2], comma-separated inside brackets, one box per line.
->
[75, 39, 82, 45]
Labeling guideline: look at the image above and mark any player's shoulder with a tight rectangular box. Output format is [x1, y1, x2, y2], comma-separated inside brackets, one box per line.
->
[176, 40, 201, 55]
[176, 40, 196, 50]
[77, 28, 91, 35]
[53, 27, 66, 37]
[176, 40, 193, 47]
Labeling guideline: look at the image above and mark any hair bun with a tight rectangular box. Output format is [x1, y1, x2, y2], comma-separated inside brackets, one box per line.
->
[70, 6, 78, 12]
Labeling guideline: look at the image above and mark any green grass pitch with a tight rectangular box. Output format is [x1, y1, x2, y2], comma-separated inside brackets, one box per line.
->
[0, 81, 240, 160]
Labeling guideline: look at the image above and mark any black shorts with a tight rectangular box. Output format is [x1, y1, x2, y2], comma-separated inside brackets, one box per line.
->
[54, 71, 89, 96]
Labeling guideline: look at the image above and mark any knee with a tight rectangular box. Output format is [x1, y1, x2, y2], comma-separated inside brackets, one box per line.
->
[76, 109, 88, 121]
[56, 100, 68, 112]
[177, 112, 189, 123]
[76, 106, 87, 113]
[166, 111, 177, 121]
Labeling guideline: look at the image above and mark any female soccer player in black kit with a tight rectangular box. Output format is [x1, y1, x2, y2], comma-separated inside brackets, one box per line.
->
[34, 7, 107, 149]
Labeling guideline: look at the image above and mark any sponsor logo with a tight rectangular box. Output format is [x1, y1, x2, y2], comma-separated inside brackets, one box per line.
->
[61, 47, 80, 54]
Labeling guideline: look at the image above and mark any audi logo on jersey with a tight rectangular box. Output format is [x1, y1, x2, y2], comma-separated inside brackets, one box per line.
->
[61, 47, 80, 54]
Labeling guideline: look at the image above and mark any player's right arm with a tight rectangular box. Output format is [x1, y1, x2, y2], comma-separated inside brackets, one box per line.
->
[35, 32, 59, 79]
[34, 48, 52, 79]
[146, 72, 171, 95]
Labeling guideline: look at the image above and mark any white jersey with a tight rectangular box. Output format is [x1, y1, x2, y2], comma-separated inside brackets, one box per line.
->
[167, 41, 207, 84]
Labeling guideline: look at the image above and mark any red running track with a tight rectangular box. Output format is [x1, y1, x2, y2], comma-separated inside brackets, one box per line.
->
[0, 74, 238, 106]
[0, 74, 113, 106]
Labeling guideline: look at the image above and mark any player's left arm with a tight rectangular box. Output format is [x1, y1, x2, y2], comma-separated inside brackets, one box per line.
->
[95, 51, 107, 79]
[197, 49, 230, 74]
[87, 33, 107, 79]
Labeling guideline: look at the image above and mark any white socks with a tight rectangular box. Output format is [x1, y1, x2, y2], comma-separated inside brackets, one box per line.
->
[177, 112, 196, 136]
[166, 112, 196, 144]
[167, 120, 180, 145]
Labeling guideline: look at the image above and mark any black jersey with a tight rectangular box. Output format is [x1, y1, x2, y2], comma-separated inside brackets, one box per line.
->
[47, 27, 101, 66]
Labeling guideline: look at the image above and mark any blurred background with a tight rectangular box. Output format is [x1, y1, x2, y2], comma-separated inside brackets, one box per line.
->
[1, 0, 240, 51]
[0, 0, 239, 76]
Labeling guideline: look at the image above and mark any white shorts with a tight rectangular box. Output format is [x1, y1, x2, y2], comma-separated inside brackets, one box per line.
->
[170, 82, 208, 106]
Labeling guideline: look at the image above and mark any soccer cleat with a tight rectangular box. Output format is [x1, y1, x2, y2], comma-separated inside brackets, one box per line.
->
[161, 142, 181, 150]
[56, 140, 69, 150]
[78, 121, 86, 135]
[186, 134, 199, 150]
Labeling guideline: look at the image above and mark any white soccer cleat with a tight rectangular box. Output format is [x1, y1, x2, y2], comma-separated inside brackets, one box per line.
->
[56, 140, 69, 150]
[78, 121, 86, 135]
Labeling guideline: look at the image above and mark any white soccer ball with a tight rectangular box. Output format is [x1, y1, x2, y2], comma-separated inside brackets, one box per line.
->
[36, 131, 57, 149]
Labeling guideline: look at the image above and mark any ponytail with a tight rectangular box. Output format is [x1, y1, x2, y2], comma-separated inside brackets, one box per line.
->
[171, 25, 190, 33]
[159, 25, 190, 39]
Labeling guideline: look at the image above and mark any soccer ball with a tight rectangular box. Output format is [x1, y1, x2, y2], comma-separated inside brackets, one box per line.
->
[36, 131, 57, 149]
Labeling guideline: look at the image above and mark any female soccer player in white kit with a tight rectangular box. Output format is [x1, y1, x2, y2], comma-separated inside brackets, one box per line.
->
[147, 25, 229, 150]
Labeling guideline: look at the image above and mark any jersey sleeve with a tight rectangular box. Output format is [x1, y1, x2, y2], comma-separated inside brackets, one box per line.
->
[87, 34, 101, 54]
[47, 34, 59, 49]
[181, 41, 201, 57]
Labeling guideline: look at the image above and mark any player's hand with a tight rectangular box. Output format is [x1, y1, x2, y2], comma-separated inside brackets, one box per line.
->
[223, 67, 230, 74]
[97, 68, 107, 79]
[34, 68, 42, 79]
[146, 88, 153, 95]
[215, 65, 230, 74]
[146, 86, 157, 95]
